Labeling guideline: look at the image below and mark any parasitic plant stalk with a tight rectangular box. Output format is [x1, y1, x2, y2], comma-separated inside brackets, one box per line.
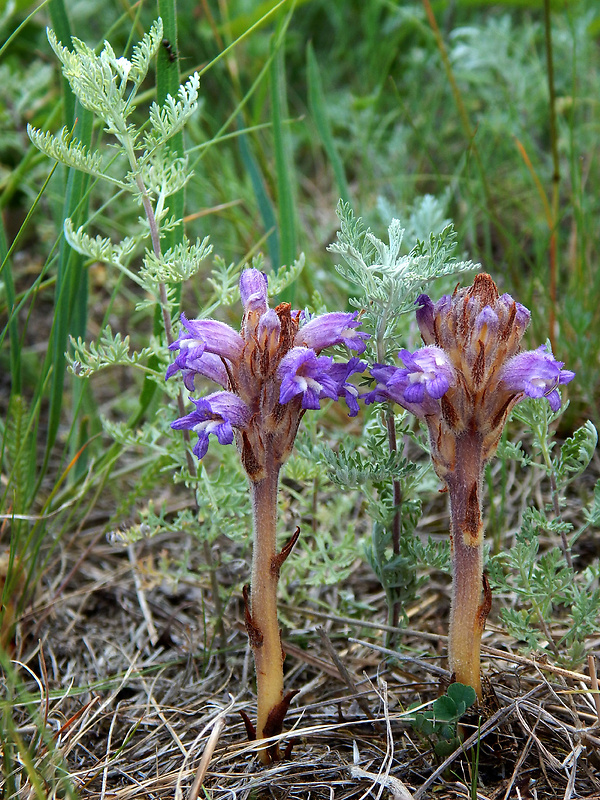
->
[366, 273, 574, 699]
[446, 432, 489, 698]
[246, 456, 300, 762]
[249, 461, 284, 750]
[168, 268, 368, 760]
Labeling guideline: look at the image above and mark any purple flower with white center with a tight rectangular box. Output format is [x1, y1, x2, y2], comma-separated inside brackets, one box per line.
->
[167, 267, 369, 761]
[365, 347, 455, 418]
[500, 344, 575, 411]
[396, 347, 455, 403]
[295, 311, 369, 354]
[171, 391, 251, 460]
[278, 348, 339, 409]
[370, 273, 575, 701]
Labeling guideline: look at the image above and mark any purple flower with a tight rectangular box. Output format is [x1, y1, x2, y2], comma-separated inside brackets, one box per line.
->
[278, 348, 339, 409]
[166, 351, 229, 391]
[365, 347, 455, 418]
[500, 344, 576, 411]
[170, 313, 245, 363]
[171, 391, 251, 460]
[240, 268, 268, 313]
[295, 312, 369, 354]
[396, 347, 455, 402]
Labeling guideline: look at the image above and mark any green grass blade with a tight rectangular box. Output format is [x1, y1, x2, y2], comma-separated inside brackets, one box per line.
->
[43, 102, 93, 463]
[0, 217, 21, 394]
[237, 118, 280, 272]
[48, 0, 76, 126]
[270, 34, 297, 277]
[306, 41, 350, 204]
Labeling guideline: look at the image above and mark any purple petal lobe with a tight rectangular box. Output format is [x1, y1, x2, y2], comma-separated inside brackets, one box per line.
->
[327, 357, 368, 417]
[295, 312, 369, 354]
[404, 381, 426, 403]
[499, 344, 575, 408]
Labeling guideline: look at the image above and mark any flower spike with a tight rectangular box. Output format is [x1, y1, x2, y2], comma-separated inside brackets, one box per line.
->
[370, 273, 575, 698]
[167, 267, 368, 762]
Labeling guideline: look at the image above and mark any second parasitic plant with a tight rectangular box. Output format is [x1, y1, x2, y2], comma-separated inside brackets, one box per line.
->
[167, 268, 367, 762]
[366, 273, 574, 698]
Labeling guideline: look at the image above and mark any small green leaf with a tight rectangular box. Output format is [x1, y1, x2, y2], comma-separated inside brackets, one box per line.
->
[447, 682, 477, 712]
[431, 694, 458, 722]
[557, 421, 598, 484]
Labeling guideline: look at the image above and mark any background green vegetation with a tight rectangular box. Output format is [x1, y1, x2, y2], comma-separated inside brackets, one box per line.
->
[1, 0, 599, 794]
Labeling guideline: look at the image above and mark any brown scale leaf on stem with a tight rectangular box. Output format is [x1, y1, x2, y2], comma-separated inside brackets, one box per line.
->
[477, 573, 492, 633]
[263, 689, 300, 762]
[271, 527, 301, 578]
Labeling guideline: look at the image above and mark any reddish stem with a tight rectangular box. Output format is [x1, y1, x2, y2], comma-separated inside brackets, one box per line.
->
[248, 452, 285, 763]
[446, 431, 490, 699]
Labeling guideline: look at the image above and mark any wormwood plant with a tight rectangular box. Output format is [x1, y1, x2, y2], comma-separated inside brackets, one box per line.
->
[318, 200, 475, 636]
[489, 400, 600, 669]
[24, 17, 243, 565]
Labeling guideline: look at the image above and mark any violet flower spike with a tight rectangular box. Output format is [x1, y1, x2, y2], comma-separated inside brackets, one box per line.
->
[371, 274, 575, 699]
[167, 267, 368, 762]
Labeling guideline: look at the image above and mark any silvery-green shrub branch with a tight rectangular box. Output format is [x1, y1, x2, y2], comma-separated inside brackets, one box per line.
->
[28, 17, 208, 312]
[328, 199, 478, 360]
[489, 398, 600, 669]
[29, 18, 222, 525]
[321, 200, 477, 633]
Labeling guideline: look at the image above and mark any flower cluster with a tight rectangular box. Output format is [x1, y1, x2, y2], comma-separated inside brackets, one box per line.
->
[167, 269, 368, 478]
[366, 273, 574, 477]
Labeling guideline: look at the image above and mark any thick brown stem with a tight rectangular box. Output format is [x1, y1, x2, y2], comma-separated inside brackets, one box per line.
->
[248, 456, 285, 763]
[446, 432, 490, 699]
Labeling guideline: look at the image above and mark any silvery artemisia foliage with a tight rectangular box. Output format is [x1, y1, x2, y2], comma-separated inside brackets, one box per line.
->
[28, 18, 208, 304]
[328, 200, 478, 356]
[167, 269, 368, 478]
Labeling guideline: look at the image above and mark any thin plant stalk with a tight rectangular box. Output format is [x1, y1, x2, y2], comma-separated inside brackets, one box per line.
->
[249, 458, 284, 755]
[446, 432, 488, 699]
